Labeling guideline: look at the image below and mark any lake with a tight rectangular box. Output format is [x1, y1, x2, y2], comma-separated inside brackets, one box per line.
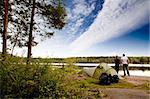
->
[118, 70, 150, 77]
[51, 63, 150, 77]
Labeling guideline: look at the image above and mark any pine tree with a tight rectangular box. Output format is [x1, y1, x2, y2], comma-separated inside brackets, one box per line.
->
[0, 0, 67, 62]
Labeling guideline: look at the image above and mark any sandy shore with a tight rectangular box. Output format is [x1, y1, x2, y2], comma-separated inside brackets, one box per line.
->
[123, 76, 150, 85]
[102, 76, 150, 99]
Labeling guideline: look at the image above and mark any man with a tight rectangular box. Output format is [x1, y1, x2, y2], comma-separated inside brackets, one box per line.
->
[114, 55, 120, 73]
[121, 54, 130, 76]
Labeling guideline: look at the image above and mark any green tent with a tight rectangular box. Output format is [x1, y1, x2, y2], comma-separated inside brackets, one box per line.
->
[83, 63, 123, 79]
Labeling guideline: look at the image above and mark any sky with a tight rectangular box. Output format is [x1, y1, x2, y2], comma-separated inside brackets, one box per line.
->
[3, 0, 150, 58]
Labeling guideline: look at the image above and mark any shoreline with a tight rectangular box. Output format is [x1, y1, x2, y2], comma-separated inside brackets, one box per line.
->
[101, 75, 150, 99]
[118, 70, 150, 77]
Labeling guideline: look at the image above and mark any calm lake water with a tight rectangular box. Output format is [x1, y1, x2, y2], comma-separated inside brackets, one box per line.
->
[118, 70, 150, 77]
[51, 63, 150, 77]
[52, 63, 150, 67]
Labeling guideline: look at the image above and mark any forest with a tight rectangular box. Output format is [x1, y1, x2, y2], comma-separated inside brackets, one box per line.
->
[33, 56, 150, 64]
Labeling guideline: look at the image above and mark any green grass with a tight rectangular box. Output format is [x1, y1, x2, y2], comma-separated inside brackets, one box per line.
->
[0, 56, 149, 98]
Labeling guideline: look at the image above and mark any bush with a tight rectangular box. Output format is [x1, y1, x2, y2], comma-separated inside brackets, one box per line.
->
[0, 56, 62, 98]
[0, 55, 101, 98]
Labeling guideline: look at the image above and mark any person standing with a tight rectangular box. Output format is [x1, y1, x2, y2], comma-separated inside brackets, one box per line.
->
[114, 55, 120, 73]
[121, 54, 130, 76]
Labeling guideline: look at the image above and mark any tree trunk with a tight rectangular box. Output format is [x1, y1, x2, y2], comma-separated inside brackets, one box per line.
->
[2, 0, 9, 57]
[27, 0, 36, 64]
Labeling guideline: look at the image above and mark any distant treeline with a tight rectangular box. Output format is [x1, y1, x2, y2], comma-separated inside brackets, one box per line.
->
[34, 56, 150, 64]
[73, 56, 150, 64]
[1, 54, 149, 64]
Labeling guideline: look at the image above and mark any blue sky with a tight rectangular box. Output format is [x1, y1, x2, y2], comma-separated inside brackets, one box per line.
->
[91, 24, 149, 57]
[9, 0, 149, 58]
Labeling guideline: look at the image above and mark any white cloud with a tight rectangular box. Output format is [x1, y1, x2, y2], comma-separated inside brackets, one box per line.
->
[70, 0, 149, 53]
[64, 0, 96, 39]
[72, 0, 95, 16]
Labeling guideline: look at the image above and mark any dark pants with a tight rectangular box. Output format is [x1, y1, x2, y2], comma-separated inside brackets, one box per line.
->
[115, 64, 119, 73]
[123, 64, 130, 76]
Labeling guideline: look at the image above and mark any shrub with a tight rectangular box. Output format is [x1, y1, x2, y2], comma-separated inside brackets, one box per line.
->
[0, 56, 62, 98]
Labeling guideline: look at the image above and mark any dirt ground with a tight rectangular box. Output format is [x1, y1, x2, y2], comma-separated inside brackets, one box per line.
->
[101, 76, 150, 99]
[124, 76, 150, 85]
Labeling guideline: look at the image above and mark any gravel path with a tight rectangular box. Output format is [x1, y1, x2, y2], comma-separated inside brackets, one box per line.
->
[101, 76, 150, 99]
[102, 88, 149, 99]
[124, 76, 150, 85]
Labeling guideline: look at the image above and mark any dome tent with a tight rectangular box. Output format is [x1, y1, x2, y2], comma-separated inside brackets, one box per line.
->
[83, 63, 123, 79]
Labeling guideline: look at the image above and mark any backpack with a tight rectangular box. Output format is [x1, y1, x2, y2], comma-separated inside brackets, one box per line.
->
[99, 73, 111, 85]
[111, 75, 119, 83]
[99, 73, 119, 85]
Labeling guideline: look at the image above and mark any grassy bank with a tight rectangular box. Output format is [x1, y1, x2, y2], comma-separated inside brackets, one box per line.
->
[0, 56, 149, 98]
